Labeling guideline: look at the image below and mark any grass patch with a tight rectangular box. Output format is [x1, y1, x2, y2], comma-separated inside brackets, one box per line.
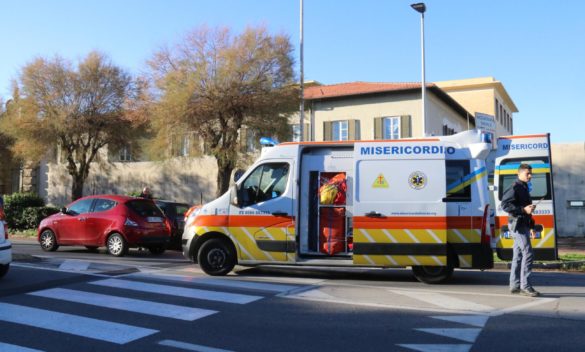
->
[559, 253, 585, 261]
[494, 252, 585, 263]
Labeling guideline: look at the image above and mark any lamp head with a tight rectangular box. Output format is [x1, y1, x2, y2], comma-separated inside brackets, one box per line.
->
[411, 2, 426, 14]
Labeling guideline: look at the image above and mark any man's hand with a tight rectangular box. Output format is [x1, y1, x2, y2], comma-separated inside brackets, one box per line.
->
[530, 229, 536, 239]
[523, 204, 536, 214]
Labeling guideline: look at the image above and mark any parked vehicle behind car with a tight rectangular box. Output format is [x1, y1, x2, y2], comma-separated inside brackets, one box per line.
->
[0, 204, 11, 279]
[37, 195, 171, 257]
[155, 200, 190, 250]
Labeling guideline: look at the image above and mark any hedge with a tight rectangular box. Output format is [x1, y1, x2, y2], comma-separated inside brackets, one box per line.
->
[3, 193, 60, 230]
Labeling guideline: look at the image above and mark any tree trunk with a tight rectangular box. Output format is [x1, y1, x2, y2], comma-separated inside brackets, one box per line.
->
[216, 158, 235, 198]
[71, 175, 85, 201]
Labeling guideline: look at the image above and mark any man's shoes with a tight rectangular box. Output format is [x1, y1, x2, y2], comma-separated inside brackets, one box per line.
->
[519, 287, 541, 297]
[510, 287, 521, 294]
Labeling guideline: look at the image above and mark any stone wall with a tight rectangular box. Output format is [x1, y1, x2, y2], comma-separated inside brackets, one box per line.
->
[46, 157, 219, 206]
[552, 143, 585, 237]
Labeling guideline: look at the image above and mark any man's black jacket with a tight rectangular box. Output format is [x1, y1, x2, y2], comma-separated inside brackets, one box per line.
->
[501, 179, 533, 232]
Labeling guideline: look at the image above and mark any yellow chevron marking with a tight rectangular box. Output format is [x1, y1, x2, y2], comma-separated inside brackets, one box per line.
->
[404, 230, 420, 243]
[458, 255, 472, 268]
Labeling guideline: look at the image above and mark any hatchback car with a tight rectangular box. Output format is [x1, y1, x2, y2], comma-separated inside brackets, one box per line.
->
[37, 195, 171, 257]
[155, 200, 190, 250]
[0, 219, 11, 279]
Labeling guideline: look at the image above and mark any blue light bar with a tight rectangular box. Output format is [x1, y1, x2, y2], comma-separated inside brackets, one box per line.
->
[259, 137, 278, 147]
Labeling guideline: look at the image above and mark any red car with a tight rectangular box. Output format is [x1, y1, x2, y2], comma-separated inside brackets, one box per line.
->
[37, 195, 171, 257]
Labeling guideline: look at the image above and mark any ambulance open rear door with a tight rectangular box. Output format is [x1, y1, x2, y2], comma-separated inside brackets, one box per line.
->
[493, 134, 558, 261]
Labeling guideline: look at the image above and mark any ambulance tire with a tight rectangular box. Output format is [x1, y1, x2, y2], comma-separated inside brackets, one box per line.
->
[412, 265, 454, 284]
[198, 238, 236, 276]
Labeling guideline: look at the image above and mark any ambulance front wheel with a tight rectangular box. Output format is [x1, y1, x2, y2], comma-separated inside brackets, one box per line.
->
[412, 265, 454, 284]
[198, 238, 236, 276]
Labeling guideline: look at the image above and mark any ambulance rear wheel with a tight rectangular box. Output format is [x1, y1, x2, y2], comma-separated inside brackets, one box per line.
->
[412, 265, 454, 284]
[198, 238, 236, 276]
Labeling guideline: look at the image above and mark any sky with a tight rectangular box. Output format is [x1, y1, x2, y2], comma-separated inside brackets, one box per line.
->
[1, 0, 584, 143]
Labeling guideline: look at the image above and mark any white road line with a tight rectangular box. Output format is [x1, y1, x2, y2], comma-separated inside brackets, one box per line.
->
[489, 297, 558, 317]
[284, 291, 479, 315]
[0, 303, 157, 344]
[0, 342, 44, 352]
[416, 328, 481, 343]
[398, 344, 471, 352]
[28, 288, 217, 321]
[58, 260, 90, 271]
[158, 339, 234, 352]
[129, 273, 300, 293]
[90, 279, 263, 304]
[390, 290, 494, 312]
[431, 315, 490, 328]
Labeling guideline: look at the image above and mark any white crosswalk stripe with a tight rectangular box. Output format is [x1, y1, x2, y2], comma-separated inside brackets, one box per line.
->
[0, 342, 44, 352]
[90, 278, 264, 304]
[0, 272, 303, 350]
[28, 288, 217, 321]
[130, 273, 301, 293]
[0, 302, 158, 344]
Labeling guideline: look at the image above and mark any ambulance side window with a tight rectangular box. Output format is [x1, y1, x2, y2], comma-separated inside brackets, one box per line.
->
[240, 162, 290, 206]
[497, 158, 551, 201]
[445, 160, 471, 202]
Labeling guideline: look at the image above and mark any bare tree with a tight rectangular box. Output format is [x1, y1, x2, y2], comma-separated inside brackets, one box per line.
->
[0, 52, 148, 201]
[148, 26, 298, 196]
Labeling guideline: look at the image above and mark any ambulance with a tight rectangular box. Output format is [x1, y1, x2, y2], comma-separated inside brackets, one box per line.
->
[182, 129, 557, 283]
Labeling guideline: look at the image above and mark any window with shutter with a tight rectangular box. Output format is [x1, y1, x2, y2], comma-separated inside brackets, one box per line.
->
[332, 120, 349, 141]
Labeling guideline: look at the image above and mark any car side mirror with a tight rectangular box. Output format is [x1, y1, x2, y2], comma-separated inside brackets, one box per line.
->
[234, 169, 245, 183]
[60, 207, 67, 214]
[230, 185, 240, 207]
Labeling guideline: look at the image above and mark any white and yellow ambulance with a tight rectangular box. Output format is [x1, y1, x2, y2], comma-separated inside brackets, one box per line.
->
[182, 130, 557, 283]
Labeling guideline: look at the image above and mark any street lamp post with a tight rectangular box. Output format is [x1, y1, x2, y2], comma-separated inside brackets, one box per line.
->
[299, 0, 305, 141]
[411, 2, 426, 137]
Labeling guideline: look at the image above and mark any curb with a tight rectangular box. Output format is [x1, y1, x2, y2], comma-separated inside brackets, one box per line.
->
[494, 260, 585, 270]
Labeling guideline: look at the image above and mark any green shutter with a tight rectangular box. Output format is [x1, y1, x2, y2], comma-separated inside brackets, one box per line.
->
[400, 115, 411, 138]
[374, 117, 383, 139]
[348, 119, 360, 140]
[323, 121, 332, 141]
[303, 123, 310, 142]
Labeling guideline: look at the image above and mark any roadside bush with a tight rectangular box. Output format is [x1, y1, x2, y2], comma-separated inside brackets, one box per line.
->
[4, 193, 59, 230]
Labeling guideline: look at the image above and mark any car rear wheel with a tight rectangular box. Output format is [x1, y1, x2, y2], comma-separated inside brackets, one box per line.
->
[148, 245, 166, 255]
[39, 230, 59, 252]
[0, 264, 9, 279]
[197, 238, 236, 276]
[412, 265, 454, 284]
[107, 233, 127, 257]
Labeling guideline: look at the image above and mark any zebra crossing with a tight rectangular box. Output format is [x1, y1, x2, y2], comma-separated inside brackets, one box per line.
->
[0, 273, 309, 351]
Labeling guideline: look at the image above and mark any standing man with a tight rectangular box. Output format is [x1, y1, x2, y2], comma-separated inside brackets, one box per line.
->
[139, 187, 153, 199]
[501, 163, 540, 297]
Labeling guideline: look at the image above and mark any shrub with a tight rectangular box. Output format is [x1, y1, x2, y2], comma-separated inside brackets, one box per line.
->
[4, 193, 59, 230]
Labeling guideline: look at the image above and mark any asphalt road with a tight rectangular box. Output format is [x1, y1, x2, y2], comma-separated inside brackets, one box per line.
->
[2, 240, 585, 352]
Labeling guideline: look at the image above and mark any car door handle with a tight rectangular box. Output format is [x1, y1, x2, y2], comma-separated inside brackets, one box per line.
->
[78, 217, 87, 221]
[365, 211, 383, 218]
[271, 212, 288, 217]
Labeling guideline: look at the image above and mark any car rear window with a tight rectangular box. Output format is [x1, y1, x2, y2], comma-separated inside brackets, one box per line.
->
[126, 200, 164, 217]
